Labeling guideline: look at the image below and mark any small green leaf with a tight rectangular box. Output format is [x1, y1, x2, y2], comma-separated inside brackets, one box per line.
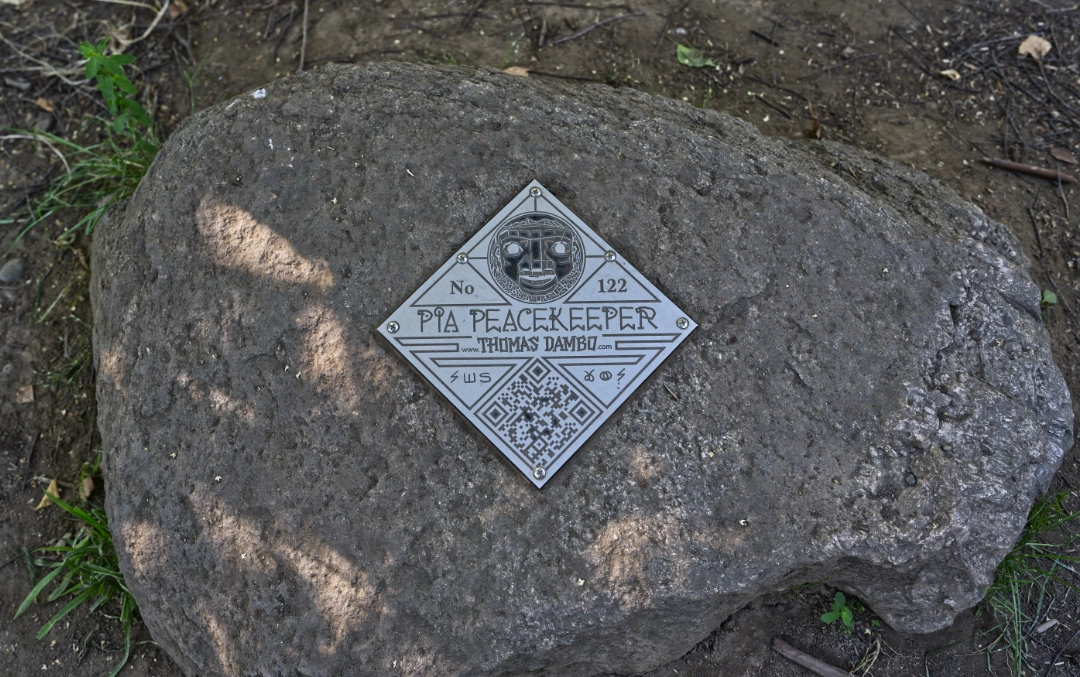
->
[821, 611, 840, 623]
[111, 112, 130, 135]
[100, 58, 124, 77]
[129, 102, 153, 128]
[834, 591, 846, 609]
[98, 76, 116, 112]
[841, 606, 854, 627]
[676, 43, 716, 69]
[114, 75, 137, 95]
[85, 55, 103, 79]
[1042, 289, 1058, 305]
[78, 42, 95, 59]
[111, 53, 136, 66]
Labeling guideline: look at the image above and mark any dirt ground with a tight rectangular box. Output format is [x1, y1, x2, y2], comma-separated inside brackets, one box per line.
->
[3, 0, 1080, 675]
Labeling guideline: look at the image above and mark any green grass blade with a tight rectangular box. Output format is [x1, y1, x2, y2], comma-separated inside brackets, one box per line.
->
[106, 594, 136, 677]
[44, 491, 108, 535]
[36, 586, 96, 639]
[45, 569, 76, 603]
[14, 564, 65, 618]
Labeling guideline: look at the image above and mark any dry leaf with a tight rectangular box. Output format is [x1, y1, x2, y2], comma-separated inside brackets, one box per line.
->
[34, 97, 54, 113]
[80, 476, 95, 500]
[15, 384, 34, 404]
[1018, 35, 1052, 61]
[0, 0, 32, 7]
[35, 478, 59, 510]
[167, 0, 189, 19]
[939, 69, 961, 81]
[1051, 146, 1079, 165]
[503, 67, 530, 77]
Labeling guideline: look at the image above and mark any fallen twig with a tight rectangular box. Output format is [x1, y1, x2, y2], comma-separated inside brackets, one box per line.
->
[754, 94, 793, 119]
[460, 0, 486, 30]
[528, 70, 602, 82]
[744, 73, 808, 101]
[113, 0, 171, 50]
[1028, 199, 1080, 342]
[0, 134, 71, 174]
[1046, 625, 1080, 676]
[92, 0, 161, 9]
[20, 432, 39, 491]
[654, 0, 690, 48]
[772, 638, 851, 677]
[896, 0, 925, 24]
[0, 31, 85, 86]
[298, 0, 309, 71]
[803, 53, 878, 77]
[750, 29, 780, 46]
[981, 157, 1077, 183]
[551, 12, 643, 45]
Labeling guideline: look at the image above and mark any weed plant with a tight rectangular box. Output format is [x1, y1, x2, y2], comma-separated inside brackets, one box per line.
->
[821, 591, 855, 632]
[4, 39, 157, 253]
[981, 492, 1080, 676]
[15, 457, 137, 677]
[8, 39, 153, 677]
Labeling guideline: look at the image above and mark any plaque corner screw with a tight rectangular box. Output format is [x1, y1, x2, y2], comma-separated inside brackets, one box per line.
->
[529, 187, 542, 197]
[456, 253, 469, 264]
[533, 466, 546, 480]
[676, 317, 690, 330]
[604, 250, 617, 262]
[386, 321, 400, 333]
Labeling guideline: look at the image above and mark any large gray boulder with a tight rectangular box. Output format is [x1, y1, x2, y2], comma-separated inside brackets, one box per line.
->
[91, 61, 1072, 676]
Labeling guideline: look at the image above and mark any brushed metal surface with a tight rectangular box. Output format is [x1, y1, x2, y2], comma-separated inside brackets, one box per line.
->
[379, 181, 696, 487]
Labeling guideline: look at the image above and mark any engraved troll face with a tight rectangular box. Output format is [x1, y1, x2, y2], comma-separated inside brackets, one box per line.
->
[496, 218, 575, 294]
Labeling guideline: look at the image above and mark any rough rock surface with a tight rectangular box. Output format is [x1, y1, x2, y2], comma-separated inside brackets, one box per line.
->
[92, 62, 1072, 677]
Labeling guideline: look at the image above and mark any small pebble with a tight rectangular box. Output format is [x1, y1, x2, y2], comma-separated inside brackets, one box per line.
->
[904, 472, 918, 486]
[0, 258, 24, 284]
[1, 363, 12, 375]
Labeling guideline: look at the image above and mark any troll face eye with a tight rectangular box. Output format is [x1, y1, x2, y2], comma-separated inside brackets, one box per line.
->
[550, 241, 569, 257]
[503, 241, 524, 258]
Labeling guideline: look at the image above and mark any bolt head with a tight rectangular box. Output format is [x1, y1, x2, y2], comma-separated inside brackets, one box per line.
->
[604, 250, 617, 262]
[676, 317, 690, 330]
[533, 466, 546, 480]
[386, 321, 399, 333]
[529, 187, 542, 197]
[457, 253, 469, 264]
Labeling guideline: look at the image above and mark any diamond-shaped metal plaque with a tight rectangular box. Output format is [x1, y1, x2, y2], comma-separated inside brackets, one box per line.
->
[378, 181, 696, 487]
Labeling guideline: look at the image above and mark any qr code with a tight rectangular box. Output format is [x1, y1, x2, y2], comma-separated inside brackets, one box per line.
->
[481, 360, 597, 463]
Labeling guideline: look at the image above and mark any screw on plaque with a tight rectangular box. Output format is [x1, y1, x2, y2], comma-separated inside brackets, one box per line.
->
[533, 466, 546, 480]
[604, 250, 617, 261]
[529, 187, 542, 197]
[457, 253, 469, 264]
[676, 317, 690, 329]
[387, 321, 400, 333]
